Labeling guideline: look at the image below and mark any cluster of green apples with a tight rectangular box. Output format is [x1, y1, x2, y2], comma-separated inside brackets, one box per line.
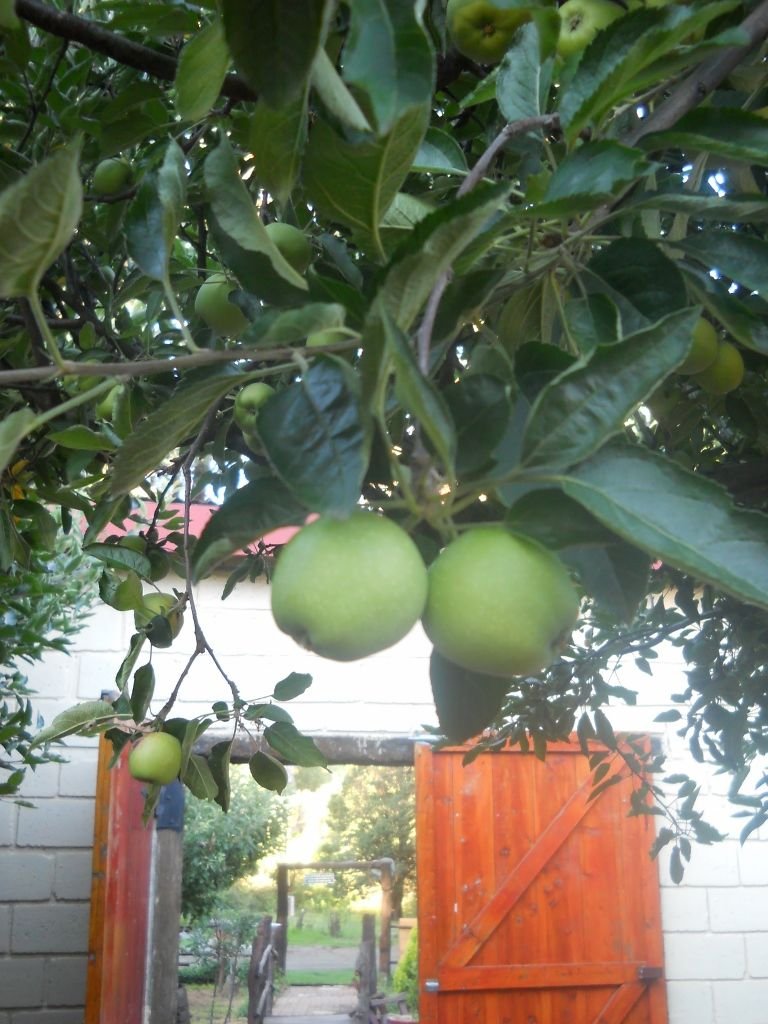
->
[445, 0, 689, 64]
[270, 512, 579, 679]
[677, 318, 745, 395]
[194, 223, 312, 338]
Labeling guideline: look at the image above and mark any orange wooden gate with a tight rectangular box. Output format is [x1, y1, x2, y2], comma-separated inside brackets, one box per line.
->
[415, 742, 667, 1024]
[85, 736, 154, 1024]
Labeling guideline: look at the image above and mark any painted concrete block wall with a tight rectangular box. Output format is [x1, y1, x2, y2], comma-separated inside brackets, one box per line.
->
[1, 573, 767, 1022]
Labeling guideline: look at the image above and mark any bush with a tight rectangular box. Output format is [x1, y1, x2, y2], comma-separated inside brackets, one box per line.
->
[178, 961, 217, 985]
[392, 924, 418, 1013]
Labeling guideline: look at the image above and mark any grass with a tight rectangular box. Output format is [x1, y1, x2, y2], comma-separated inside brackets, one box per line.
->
[287, 910, 362, 947]
[186, 984, 248, 1023]
[285, 969, 357, 986]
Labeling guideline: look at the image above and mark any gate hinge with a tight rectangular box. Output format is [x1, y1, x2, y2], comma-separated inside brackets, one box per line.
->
[638, 965, 663, 981]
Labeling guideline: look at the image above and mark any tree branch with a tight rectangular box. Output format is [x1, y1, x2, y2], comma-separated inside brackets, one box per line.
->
[14, 0, 255, 103]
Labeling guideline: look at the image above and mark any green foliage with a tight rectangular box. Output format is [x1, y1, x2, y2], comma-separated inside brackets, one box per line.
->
[392, 925, 419, 1014]
[321, 767, 416, 916]
[1, 0, 768, 864]
[181, 768, 286, 922]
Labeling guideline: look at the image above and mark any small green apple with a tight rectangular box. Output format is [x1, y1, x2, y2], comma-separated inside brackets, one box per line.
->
[556, 0, 625, 58]
[422, 527, 579, 678]
[128, 732, 182, 785]
[446, 0, 531, 64]
[92, 157, 133, 196]
[691, 340, 744, 395]
[134, 592, 184, 642]
[194, 274, 249, 338]
[677, 318, 719, 375]
[271, 512, 428, 661]
[265, 222, 313, 275]
[233, 382, 276, 435]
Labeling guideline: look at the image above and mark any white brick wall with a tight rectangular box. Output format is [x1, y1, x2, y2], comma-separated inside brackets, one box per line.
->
[1, 573, 767, 1022]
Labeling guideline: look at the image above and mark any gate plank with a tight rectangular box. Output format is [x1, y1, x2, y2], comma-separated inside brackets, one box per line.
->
[594, 981, 645, 1023]
[438, 963, 647, 991]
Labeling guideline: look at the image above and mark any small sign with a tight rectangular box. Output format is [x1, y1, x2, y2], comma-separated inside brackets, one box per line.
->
[303, 871, 335, 886]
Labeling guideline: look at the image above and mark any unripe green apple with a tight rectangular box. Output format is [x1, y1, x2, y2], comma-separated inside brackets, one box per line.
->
[691, 340, 744, 395]
[556, 0, 625, 58]
[233, 382, 275, 435]
[271, 512, 428, 661]
[92, 157, 133, 196]
[265, 222, 313, 274]
[194, 274, 249, 338]
[128, 732, 182, 785]
[677, 318, 719, 375]
[446, 0, 531, 64]
[95, 384, 125, 421]
[134, 592, 184, 640]
[422, 527, 579, 678]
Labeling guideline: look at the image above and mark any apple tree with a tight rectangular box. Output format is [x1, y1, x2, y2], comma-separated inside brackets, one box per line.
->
[2, 0, 768, 867]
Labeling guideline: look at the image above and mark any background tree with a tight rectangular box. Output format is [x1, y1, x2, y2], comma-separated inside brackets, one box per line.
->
[321, 767, 416, 917]
[182, 768, 286, 922]
[0, 0, 768, 871]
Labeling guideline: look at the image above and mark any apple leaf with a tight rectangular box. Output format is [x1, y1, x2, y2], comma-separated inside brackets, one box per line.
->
[84, 542, 152, 579]
[443, 373, 511, 475]
[677, 230, 768, 300]
[249, 751, 289, 794]
[430, 649, 509, 745]
[184, 753, 219, 801]
[248, 91, 309, 204]
[110, 368, 248, 496]
[0, 408, 38, 478]
[521, 308, 699, 470]
[273, 673, 313, 701]
[341, 0, 434, 136]
[311, 48, 371, 133]
[0, 141, 82, 299]
[588, 238, 687, 322]
[32, 700, 120, 747]
[497, 21, 552, 125]
[241, 301, 346, 347]
[125, 140, 186, 283]
[203, 139, 308, 291]
[221, 0, 331, 108]
[530, 141, 651, 214]
[303, 104, 430, 261]
[413, 128, 467, 176]
[627, 192, 768, 225]
[257, 356, 370, 517]
[264, 722, 328, 768]
[561, 443, 768, 612]
[174, 18, 230, 123]
[640, 107, 768, 167]
[208, 740, 233, 812]
[685, 273, 768, 358]
[130, 664, 155, 724]
[191, 476, 307, 582]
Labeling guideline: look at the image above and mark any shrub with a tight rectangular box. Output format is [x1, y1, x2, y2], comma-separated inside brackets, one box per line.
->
[392, 924, 418, 1013]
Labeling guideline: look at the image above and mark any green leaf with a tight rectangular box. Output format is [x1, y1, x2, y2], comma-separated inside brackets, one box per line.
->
[47, 425, 117, 451]
[248, 92, 309, 204]
[640, 108, 768, 167]
[204, 139, 307, 290]
[258, 356, 369, 516]
[430, 649, 509, 744]
[303, 105, 429, 260]
[669, 845, 684, 885]
[564, 541, 649, 625]
[588, 238, 687, 322]
[32, 700, 117, 747]
[0, 141, 82, 298]
[85, 542, 152, 578]
[522, 308, 699, 469]
[561, 443, 768, 612]
[110, 369, 247, 496]
[273, 672, 313, 701]
[208, 739, 233, 812]
[191, 476, 307, 581]
[382, 310, 456, 477]
[341, 0, 435, 135]
[443, 374, 510, 475]
[184, 753, 219, 801]
[115, 633, 146, 691]
[311, 48, 372, 133]
[655, 709, 683, 723]
[534, 141, 650, 212]
[0, 409, 37, 477]
[125, 140, 187, 283]
[497, 21, 551, 125]
[248, 704, 294, 724]
[264, 722, 327, 768]
[221, 0, 331, 108]
[628, 192, 768, 224]
[242, 302, 346, 347]
[130, 664, 155, 723]
[249, 750, 289, 793]
[174, 18, 230, 122]
[678, 231, 768, 300]
[412, 128, 468, 176]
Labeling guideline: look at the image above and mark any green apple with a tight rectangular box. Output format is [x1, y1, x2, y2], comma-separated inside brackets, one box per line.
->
[422, 527, 579, 677]
[691, 340, 744, 395]
[95, 384, 125, 421]
[128, 732, 182, 785]
[92, 157, 133, 196]
[556, 0, 625, 58]
[134, 592, 184, 640]
[265, 222, 313, 275]
[233, 382, 276, 435]
[194, 274, 249, 338]
[271, 512, 428, 661]
[446, 0, 532, 64]
[677, 318, 719, 375]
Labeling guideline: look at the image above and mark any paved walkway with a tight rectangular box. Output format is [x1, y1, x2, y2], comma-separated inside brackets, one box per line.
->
[268, 983, 358, 1020]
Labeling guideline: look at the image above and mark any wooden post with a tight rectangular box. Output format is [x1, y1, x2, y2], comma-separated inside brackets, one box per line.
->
[275, 864, 289, 972]
[355, 913, 377, 1020]
[146, 781, 185, 1024]
[247, 915, 272, 1024]
[378, 861, 394, 981]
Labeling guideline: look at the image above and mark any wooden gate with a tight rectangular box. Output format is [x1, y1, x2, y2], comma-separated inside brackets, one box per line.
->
[415, 742, 667, 1024]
